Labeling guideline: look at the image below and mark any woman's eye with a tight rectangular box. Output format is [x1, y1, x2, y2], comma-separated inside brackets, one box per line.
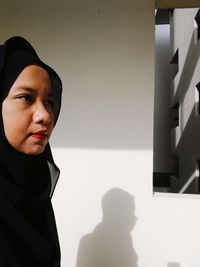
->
[17, 95, 33, 102]
[45, 99, 54, 108]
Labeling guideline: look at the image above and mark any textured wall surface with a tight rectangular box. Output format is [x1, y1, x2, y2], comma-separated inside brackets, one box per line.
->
[170, 8, 200, 193]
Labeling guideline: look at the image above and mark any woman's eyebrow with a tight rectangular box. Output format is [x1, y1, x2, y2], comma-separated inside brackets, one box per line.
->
[17, 87, 54, 97]
[16, 86, 36, 92]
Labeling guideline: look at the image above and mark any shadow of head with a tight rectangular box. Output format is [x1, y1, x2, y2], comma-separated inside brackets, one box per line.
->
[76, 188, 139, 267]
[101, 188, 137, 232]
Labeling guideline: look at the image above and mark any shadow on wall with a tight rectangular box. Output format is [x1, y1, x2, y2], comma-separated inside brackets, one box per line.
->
[47, 2, 154, 151]
[76, 188, 138, 267]
[0, 0, 154, 151]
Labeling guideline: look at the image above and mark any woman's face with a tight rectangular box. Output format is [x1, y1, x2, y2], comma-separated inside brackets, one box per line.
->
[2, 65, 54, 155]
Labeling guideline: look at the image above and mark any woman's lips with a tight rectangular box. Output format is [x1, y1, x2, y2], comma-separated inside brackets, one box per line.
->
[32, 130, 48, 140]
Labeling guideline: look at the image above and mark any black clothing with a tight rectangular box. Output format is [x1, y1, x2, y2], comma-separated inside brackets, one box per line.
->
[0, 37, 62, 267]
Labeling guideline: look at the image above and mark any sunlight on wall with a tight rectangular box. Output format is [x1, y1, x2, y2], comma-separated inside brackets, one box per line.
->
[52, 148, 153, 267]
[52, 147, 200, 267]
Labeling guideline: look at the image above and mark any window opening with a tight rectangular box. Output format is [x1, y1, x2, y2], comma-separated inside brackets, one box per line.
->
[194, 9, 200, 42]
[170, 49, 179, 79]
[171, 155, 179, 180]
[195, 82, 200, 115]
[170, 103, 179, 128]
[153, 8, 200, 194]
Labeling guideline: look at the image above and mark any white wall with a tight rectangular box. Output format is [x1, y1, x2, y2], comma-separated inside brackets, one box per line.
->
[1, 2, 200, 267]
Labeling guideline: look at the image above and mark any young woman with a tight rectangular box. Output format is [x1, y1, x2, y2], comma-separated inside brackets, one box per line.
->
[0, 36, 62, 267]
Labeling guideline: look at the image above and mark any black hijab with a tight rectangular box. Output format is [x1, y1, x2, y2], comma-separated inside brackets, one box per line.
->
[0, 37, 62, 267]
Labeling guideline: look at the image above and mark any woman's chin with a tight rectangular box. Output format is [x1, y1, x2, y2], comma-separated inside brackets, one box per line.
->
[16, 144, 46, 155]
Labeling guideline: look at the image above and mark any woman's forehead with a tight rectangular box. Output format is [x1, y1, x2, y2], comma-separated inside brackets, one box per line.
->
[9, 65, 53, 95]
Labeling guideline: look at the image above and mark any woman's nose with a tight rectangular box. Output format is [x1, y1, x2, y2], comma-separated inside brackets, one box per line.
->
[33, 103, 52, 124]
